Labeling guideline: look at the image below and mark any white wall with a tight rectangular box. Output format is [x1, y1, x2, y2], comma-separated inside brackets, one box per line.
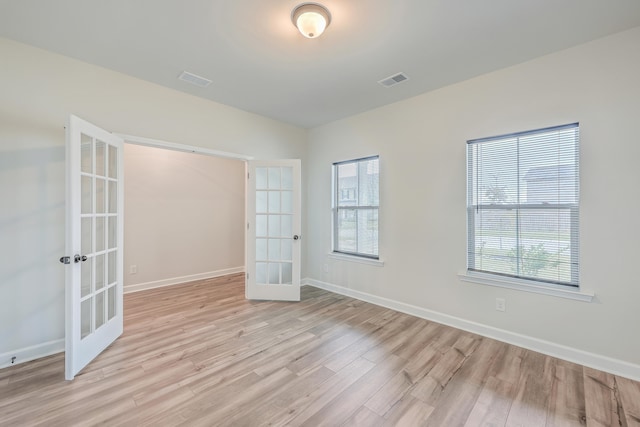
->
[123, 144, 245, 292]
[0, 118, 65, 363]
[0, 38, 306, 365]
[305, 27, 640, 374]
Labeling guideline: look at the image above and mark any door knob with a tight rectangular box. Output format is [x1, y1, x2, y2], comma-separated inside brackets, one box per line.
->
[74, 254, 88, 263]
[293, 235, 300, 240]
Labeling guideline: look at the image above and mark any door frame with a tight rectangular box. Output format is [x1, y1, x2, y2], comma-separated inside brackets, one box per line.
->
[114, 133, 253, 162]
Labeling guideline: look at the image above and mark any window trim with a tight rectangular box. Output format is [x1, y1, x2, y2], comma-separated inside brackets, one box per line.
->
[458, 270, 593, 302]
[466, 123, 580, 288]
[332, 155, 380, 260]
[328, 251, 384, 266]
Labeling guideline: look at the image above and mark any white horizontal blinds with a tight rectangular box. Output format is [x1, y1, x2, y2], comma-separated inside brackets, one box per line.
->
[467, 123, 579, 286]
[334, 156, 380, 258]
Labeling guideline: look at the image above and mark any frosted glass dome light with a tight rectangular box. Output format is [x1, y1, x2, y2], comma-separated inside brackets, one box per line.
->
[291, 3, 331, 39]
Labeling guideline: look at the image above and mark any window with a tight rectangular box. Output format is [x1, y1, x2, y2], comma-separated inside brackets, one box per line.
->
[333, 156, 379, 258]
[467, 123, 579, 287]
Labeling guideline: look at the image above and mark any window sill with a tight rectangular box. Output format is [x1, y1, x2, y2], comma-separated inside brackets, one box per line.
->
[328, 252, 384, 267]
[458, 271, 594, 302]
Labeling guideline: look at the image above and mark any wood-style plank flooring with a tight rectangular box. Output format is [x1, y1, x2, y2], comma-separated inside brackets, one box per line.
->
[1, 273, 639, 426]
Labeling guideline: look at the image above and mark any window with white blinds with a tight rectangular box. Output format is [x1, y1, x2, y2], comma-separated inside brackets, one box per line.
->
[467, 123, 579, 287]
[333, 156, 379, 259]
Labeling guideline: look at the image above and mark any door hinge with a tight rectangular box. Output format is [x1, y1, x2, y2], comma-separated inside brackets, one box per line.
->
[246, 273, 249, 280]
[247, 172, 250, 180]
[247, 222, 250, 230]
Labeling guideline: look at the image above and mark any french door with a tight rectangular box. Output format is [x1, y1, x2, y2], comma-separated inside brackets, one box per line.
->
[63, 115, 124, 380]
[246, 160, 301, 301]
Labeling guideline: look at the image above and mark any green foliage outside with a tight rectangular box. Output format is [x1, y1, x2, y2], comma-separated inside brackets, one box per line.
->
[476, 242, 570, 281]
[507, 243, 561, 277]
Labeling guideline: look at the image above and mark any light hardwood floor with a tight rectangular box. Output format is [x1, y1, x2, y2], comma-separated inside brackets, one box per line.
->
[2, 273, 639, 426]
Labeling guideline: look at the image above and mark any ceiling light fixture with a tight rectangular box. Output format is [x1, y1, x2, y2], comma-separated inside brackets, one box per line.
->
[291, 3, 331, 39]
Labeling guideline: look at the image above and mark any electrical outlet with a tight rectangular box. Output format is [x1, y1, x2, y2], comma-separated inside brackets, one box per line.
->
[130, 265, 137, 274]
[323, 264, 329, 273]
[495, 298, 506, 312]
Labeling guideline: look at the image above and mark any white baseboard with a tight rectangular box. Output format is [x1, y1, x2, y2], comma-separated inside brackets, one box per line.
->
[0, 339, 64, 370]
[125, 267, 245, 294]
[302, 277, 640, 382]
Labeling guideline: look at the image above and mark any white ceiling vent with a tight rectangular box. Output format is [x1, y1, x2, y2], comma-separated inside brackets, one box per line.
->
[378, 72, 409, 88]
[178, 71, 212, 88]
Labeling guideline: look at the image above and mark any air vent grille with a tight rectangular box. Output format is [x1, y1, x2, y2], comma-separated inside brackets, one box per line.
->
[178, 71, 212, 88]
[378, 72, 409, 88]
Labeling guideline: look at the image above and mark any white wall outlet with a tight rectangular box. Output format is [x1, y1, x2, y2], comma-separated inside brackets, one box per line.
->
[130, 265, 137, 274]
[495, 298, 506, 312]
[323, 263, 329, 273]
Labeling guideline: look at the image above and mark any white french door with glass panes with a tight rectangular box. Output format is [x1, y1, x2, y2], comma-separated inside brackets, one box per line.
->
[63, 115, 124, 380]
[246, 160, 301, 301]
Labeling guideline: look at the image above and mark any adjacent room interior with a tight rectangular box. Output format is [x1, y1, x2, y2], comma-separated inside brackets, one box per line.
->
[1, 1, 640, 425]
[123, 143, 245, 294]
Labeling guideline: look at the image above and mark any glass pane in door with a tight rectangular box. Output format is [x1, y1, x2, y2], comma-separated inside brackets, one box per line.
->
[255, 166, 294, 286]
[96, 179, 106, 213]
[81, 176, 92, 214]
[81, 217, 92, 255]
[108, 217, 117, 249]
[81, 257, 92, 298]
[78, 133, 120, 338]
[256, 191, 267, 213]
[96, 217, 105, 252]
[268, 192, 280, 213]
[108, 145, 117, 178]
[107, 286, 116, 320]
[256, 215, 267, 236]
[256, 167, 267, 189]
[281, 191, 292, 213]
[81, 298, 92, 339]
[268, 239, 281, 260]
[282, 263, 293, 284]
[268, 167, 281, 189]
[281, 240, 292, 261]
[95, 253, 105, 290]
[281, 215, 292, 237]
[81, 134, 93, 174]
[107, 251, 116, 285]
[96, 140, 106, 177]
[108, 181, 117, 213]
[268, 263, 280, 284]
[95, 291, 105, 329]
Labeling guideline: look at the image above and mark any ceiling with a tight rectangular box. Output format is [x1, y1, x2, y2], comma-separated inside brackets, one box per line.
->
[2, 1, 640, 129]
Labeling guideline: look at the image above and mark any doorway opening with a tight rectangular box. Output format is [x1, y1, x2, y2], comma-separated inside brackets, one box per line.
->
[122, 142, 246, 294]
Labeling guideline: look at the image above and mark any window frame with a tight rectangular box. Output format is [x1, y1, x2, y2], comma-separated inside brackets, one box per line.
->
[466, 123, 580, 288]
[332, 155, 380, 260]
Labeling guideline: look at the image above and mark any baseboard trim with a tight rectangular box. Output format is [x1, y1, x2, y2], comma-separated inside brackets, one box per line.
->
[125, 267, 245, 294]
[0, 339, 64, 370]
[302, 277, 640, 382]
